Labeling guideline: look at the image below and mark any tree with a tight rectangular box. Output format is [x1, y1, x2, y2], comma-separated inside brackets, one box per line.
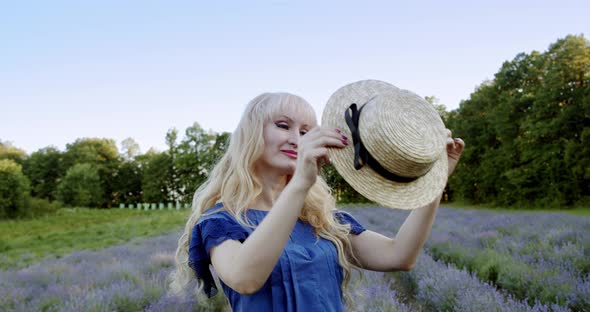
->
[64, 138, 121, 207]
[121, 137, 141, 160]
[57, 163, 103, 208]
[141, 151, 173, 203]
[174, 123, 226, 203]
[425, 96, 450, 123]
[22, 146, 65, 201]
[447, 34, 590, 208]
[165, 128, 180, 202]
[0, 142, 27, 166]
[516, 35, 590, 206]
[321, 163, 369, 203]
[111, 157, 143, 205]
[0, 159, 31, 219]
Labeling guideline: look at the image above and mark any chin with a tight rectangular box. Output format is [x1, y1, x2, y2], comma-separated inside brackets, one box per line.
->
[281, 164, 296, 175]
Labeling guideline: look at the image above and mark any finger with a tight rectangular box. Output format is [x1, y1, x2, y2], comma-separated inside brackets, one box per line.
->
[453, 138, 465, 151]
[310, 147, 329, 161]
[316, 152, 330, 171]
[324, 127, 350, 140]
[319, 155, 331, 167]
[312, 136, 348, 149]
[446, 129, 452, 138]
[446, 137, 455, 149]
[305, 127, 345, 145]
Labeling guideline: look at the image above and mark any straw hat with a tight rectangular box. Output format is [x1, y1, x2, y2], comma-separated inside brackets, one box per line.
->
[321, 80, 448, 210]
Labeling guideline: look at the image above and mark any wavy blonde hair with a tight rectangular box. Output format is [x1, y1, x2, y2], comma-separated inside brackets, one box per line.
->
[168, 92, 360, 305]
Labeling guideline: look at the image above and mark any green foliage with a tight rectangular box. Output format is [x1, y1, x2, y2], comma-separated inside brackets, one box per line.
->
[64, 138, 119, 165]
[425, 95, 450, 123]
[22, 146, 65, 201]
[24, 198, 62, 218]
[120, 137, 141, 160]
[135, 124, 230, 205]
[321, 163, 371, 204]
[0, 208, 190, 270]
[0, 142, 27, 166]
[140, 152, 173, 203]
[57, 163, 103, 208]
[64, 138, 121, 207]
[173, 124, 229, 202]
[447, 34, 590, 208]
[0, 159, 31, 219]
[111, 158, 143, 205]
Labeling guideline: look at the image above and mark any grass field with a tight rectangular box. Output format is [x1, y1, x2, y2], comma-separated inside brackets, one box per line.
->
[0, 208, 190, 270]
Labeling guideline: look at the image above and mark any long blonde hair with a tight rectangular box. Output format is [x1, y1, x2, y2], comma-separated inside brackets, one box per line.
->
[168, 92, 359, 304]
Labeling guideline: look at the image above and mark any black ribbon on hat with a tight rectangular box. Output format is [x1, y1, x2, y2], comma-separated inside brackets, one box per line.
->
[344, 103, 419, 183]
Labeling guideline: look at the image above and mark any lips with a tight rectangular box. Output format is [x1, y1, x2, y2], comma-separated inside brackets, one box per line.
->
[281, 150, 298, 158]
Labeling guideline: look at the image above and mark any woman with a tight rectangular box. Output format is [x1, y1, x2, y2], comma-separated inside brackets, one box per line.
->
[168, 90, 465, 311]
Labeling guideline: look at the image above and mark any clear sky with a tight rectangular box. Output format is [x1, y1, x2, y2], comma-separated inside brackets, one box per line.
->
[1, 0, 588, 154]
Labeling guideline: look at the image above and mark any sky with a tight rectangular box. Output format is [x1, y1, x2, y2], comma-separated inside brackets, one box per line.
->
[1, 0, 588, 155]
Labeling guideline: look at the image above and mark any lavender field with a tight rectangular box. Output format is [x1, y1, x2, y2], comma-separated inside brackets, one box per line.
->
[1, 206, 588, 312]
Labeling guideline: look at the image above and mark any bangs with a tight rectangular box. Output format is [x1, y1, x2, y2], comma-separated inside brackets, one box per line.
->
[265, 93, 317, 128]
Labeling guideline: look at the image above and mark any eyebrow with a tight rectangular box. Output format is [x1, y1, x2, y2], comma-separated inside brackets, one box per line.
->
[277, 115, 310, 127]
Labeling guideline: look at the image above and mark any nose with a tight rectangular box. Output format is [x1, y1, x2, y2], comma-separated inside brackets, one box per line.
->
[287, 130, 299, 147]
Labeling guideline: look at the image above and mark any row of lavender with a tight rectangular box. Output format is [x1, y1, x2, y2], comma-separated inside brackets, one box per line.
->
[0, 230, 415, 312]
[349, 206, 589, 311]
[1, 207, 574, 311]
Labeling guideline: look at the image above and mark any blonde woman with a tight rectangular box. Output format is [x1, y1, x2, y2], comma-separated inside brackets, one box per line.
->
[169, 90, 465, 311]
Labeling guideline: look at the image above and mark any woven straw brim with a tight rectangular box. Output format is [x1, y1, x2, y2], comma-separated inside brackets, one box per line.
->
[322, 80, 448, 210]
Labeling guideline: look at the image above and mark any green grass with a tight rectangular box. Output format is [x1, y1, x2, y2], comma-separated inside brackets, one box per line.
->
[0, 207, 191, 270]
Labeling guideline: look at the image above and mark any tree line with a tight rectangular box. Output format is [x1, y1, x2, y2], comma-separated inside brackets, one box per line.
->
[0, 121, 370, 219]
[446, 34, 589, 208]
[1, 34, 588, 219]
[1, 123, 226, 219]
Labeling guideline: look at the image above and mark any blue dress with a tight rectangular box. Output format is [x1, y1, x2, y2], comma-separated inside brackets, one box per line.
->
[188, 202, 366, 312]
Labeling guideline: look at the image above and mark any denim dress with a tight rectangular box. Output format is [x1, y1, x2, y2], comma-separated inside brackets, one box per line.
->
[188, 202, 366, 312]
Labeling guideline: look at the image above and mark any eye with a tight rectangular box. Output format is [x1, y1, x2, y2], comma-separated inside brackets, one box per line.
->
[275, 123, 289, 129]
[299, 130, 307, 136]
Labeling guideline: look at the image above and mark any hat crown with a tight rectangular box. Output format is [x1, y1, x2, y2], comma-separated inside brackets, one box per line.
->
[359, 91, 445, 178]
[321, 79, 449, 210]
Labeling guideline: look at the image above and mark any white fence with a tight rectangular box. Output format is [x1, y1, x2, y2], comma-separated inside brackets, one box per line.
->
[118, 202, 191, 210]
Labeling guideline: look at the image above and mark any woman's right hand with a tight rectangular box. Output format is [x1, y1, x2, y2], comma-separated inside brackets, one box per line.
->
[291, 127, 348, 190]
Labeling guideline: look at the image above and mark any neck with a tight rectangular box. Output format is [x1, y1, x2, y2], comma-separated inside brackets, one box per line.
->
[249, 170, 290, 211]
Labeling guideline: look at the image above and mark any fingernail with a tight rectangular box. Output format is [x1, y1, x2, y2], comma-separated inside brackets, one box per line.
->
[342, 135, 348, 140]
[342, 140, 348, 145]
[335, 129, 341, 133]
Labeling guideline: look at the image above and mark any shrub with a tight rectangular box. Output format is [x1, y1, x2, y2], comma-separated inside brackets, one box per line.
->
[57, 163, 103, 208]
[27, 198, 62, 218]
[0, 159, 31, 219]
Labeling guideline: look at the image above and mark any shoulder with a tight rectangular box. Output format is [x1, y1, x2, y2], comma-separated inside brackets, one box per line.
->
[199, 203, 232, 220]
[192, 203, 244, 238]
[190, 203, 250, 252]
[332, 209, 366, 235]
[332, 209, 356, 221]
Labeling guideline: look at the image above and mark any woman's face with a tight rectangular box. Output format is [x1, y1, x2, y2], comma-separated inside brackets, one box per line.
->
[256, 112, 311, 176]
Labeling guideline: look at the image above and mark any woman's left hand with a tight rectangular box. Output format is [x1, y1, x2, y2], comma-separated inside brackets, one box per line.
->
[445, 129, 465, 177]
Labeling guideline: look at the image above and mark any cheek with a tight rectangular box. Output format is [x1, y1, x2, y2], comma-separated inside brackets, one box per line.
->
[263, 129, 284, 147]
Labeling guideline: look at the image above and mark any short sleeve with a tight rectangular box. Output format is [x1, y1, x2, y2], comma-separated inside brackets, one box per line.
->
[333, 210, 366, 235]
[188, 213, 249, 297]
